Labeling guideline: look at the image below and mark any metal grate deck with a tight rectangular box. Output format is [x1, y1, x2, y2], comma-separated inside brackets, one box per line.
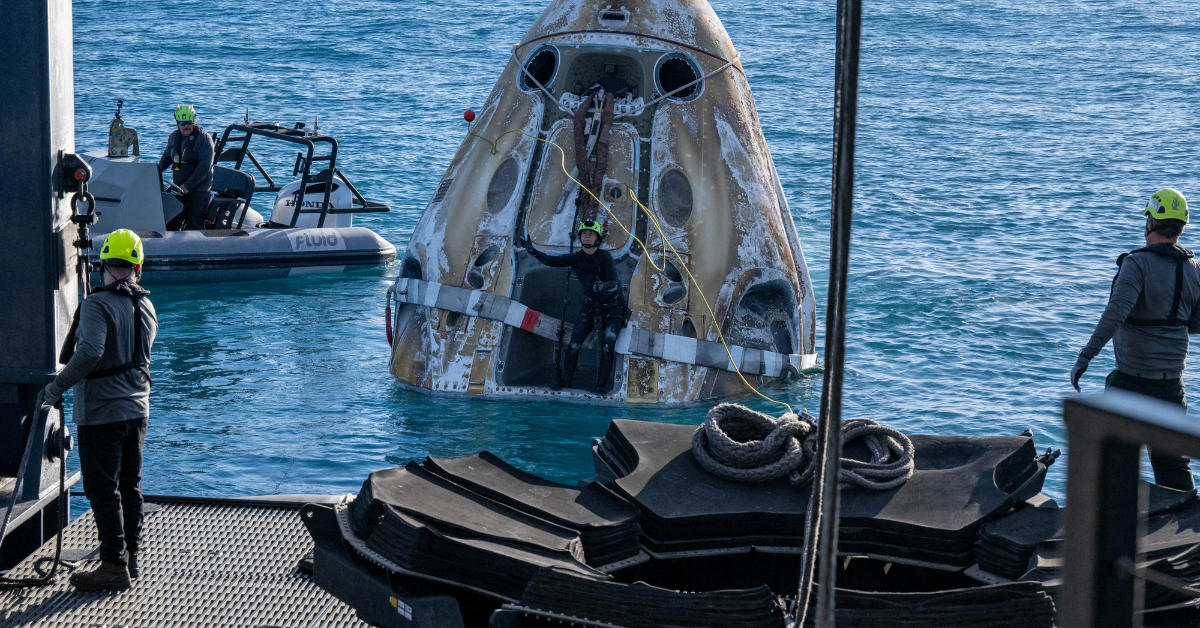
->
[0, 498, 370, 627]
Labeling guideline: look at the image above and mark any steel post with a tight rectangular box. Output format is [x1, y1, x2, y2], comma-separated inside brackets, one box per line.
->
[797, 0, 863, 625]
[0, 0, 77, 553]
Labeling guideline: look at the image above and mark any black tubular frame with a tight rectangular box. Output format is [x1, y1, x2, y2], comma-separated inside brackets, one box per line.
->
[213, 122, 389, 228]
[796, 0, 862, 625]
[1061, 391, 1200, 628]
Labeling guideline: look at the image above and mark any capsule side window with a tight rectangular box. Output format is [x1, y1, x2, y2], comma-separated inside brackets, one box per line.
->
[520, 45, 559, 93]
[654, 53, 703, 102]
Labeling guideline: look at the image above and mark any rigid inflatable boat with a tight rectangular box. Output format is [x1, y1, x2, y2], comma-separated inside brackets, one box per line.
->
[83, 115, 395, 284]
[386, 0, 818, 404]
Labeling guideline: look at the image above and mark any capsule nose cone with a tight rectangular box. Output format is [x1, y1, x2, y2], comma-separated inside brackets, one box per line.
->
[523, 0, 736, 61]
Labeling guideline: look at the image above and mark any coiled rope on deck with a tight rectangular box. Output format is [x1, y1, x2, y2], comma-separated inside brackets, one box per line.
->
[692, 403, 915, 490]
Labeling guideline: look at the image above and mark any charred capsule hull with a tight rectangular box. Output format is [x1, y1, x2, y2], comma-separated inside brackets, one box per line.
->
[389, 0, 817, 404]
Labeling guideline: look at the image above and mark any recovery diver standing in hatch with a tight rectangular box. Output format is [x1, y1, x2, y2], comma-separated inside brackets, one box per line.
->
[157, 104, 214, 231]
[41, 230, 158, 591]
[522, 221, 628, 395]
[1073, 189, 1200, 490]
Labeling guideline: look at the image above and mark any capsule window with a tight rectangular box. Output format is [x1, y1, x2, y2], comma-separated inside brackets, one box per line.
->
[662, 285, 687, 305]
[486, 158, 519, 215]
[473, 244, 501, 267]
[400, 251, 423, 279]
[521, 46, 558, 92]
[655, 53, 702, 101]
[663, 260, 683, 283]
[466, 270, 485, 290]
[656, 168, 694, 227]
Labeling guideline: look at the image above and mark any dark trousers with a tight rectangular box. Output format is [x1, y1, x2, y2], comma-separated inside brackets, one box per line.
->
[562, 306, 622, 391]
[1105, 370, 1193, 491]
[181, 190, 210, 230]
[78, 418, 147, 566]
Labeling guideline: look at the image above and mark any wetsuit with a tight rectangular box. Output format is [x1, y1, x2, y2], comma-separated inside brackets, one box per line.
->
[157, 125, 214, 230]
[45, 279, 157, 570]
[527, 245, 626, 393]
[1081, 243, 1200, 489]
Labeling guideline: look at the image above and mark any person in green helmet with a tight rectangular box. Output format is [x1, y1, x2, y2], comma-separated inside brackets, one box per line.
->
[157, 104, 214, 230]
[521, 221, 628, 394]
[1072, 189, 1200, 490]
[41, 229, 158, 591]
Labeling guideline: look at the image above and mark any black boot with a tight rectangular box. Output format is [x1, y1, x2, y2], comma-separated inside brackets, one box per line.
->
[594, 333, 616, 395]
[128, 551, 139, 580]
[560, 345, 580, 391]
[70, 561, 131, 591]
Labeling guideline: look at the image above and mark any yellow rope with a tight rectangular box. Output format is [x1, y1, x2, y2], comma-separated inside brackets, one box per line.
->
[466, 121, 795, 414]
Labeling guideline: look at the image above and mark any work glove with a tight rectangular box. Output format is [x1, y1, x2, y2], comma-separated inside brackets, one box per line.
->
[38, 386, 59, 413]
[1070, 353, 1091, 392]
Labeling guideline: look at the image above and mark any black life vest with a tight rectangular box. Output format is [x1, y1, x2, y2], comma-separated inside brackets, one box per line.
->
[170, 125, 207, 172]
[59, 281, 152, 384]
[1112, 244, 1194, 328]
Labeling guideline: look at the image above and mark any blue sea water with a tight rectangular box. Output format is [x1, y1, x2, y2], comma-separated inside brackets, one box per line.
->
[66, 0, 1200, 505]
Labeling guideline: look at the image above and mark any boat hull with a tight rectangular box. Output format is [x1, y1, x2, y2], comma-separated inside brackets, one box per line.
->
[90, 227, 395, 284]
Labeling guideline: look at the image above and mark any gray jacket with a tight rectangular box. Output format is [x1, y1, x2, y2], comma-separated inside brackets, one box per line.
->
[47, 281, 158, 425]
[1082, 243, 1200, 373]
[157, 125, 214, 192]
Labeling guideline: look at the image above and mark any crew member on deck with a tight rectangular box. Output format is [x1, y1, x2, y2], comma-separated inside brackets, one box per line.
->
[157, 104, 214, 230]
[522, 221, 628, 395]
[42, 230, 158, 591]
[1073, 189, 1200, 490]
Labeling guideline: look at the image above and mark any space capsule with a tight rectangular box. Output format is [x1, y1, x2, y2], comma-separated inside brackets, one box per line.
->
[387, 0, 818, 404]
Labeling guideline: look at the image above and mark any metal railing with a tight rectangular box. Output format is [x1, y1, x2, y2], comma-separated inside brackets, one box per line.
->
[213, 123, 389, 228]
[1062, 391, 1200, 628]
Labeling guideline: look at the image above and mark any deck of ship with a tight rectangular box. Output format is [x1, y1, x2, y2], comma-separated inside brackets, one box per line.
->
[0, 495, 368, 628]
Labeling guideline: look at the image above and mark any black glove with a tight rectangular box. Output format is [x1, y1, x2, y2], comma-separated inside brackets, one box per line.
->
[592, 280, 604, 293]
[1070, 353, 1091, 392]
[39, 385, 60, 409]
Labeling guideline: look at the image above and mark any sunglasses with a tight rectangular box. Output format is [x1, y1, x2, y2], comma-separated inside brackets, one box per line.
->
[177, 120, 194, 126]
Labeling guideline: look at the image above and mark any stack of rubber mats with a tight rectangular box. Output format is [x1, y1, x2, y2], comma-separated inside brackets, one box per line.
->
[1001, 490, 1200, 621]
[349, 455, 644, 600]
[424, 452, 642, 567]
[802, 582, 1055, 628]
[593, 419, 1047, 568]
[351, 462, 598, 600]
[975, 483, 1198, 580]
[511, 567, 785, 628]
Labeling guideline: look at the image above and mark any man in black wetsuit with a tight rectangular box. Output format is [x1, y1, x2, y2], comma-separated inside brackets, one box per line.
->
[522, 221, 627, 394]
[157, 104, 214, 230]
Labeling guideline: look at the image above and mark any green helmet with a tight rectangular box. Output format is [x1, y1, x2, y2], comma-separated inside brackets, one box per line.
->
[99, 229, 144, 267]
[174, 104, 196, 122]
[1145, 188, 1189, 224]
[577, 220, 604, 240]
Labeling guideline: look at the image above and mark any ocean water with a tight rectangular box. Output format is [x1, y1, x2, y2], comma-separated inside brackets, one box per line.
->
[66, 0, 1200, 505]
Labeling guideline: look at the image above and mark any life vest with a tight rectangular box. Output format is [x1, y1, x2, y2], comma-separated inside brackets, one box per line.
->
[170, 125, 207, 173]
[1112, 244, 1194, 328]
[60, 281, 152, 384]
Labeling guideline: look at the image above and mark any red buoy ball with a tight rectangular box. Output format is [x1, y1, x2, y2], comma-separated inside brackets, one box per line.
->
[464, 110, 476, 123]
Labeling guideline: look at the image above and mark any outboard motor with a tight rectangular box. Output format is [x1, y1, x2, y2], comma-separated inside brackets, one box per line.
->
[269, 174, 354, 228]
